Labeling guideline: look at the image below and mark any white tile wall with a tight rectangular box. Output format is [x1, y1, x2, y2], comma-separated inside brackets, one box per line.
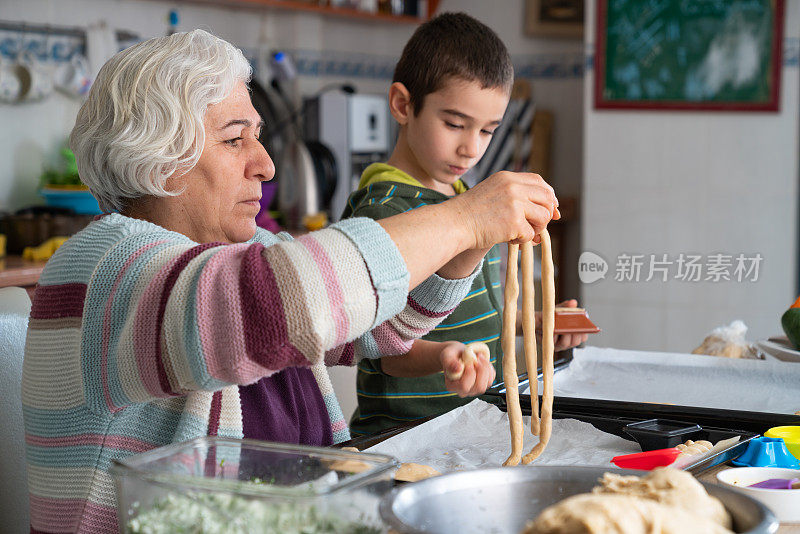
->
[582, 1, 800, 352]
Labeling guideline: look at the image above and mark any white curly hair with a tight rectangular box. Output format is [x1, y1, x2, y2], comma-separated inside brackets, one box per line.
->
[70, 29, 252, 212]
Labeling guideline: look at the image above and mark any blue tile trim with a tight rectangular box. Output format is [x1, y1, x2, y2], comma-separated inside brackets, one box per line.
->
[285, 48, 588, 80]
[288, 48, 397, 79]
[0, 30, 85, 62]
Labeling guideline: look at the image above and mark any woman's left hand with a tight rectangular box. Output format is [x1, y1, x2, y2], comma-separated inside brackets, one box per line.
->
[441, 342, 496, 397]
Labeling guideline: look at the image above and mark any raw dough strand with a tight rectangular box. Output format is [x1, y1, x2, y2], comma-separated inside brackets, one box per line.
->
[520, 241, 539, 436]
[502, 243, 523, 466]
[522, 229, 555, 464]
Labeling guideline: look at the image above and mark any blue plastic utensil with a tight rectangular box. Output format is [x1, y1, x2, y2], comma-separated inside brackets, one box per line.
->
[731, 437, 800, 468]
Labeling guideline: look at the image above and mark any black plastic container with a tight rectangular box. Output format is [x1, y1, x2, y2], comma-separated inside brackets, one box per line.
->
[623, 419, 702, 451]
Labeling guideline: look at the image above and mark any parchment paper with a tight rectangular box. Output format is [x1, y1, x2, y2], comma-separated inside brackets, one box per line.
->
[364, 399, 640, 473]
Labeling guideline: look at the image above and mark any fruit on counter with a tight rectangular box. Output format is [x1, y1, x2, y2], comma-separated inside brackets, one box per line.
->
[781, 295, 800, 349]
[22, 236, 69, 261]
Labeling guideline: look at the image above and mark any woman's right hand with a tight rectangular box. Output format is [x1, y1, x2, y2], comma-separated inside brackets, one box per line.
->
[453, 171, 560, 249]
[377, 171, 560, 289]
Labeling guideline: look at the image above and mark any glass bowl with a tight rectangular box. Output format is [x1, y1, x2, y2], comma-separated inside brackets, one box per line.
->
[110, 436, 397, 533]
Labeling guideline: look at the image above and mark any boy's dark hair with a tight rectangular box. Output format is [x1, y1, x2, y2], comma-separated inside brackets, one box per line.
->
[393, 12, 514, 115]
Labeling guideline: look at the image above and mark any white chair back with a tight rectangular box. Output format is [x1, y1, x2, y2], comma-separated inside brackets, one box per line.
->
[0, 286, 32, 533]
[0, 286, 31, 316]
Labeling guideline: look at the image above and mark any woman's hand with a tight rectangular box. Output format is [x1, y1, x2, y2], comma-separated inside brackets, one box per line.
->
[377, 171, 560, 289]
[454, 171, 560, 250]
[441, 342, 496, 398]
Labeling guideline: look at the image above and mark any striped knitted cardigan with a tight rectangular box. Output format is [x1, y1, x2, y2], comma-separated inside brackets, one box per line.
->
[22, 213, 478, 534]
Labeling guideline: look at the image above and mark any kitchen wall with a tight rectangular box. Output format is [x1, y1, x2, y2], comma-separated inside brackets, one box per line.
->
[582, 1, 800, 352]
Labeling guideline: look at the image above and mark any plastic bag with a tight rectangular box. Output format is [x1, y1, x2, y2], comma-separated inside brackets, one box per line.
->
[691, 320, 760, 359]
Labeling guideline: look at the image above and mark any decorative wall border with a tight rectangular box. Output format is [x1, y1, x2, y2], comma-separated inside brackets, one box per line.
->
[286, 48, 397, 79]
[285, 48, 586, 80]
[0, 22, 139, 63]
[278, 38, 797, 81]
[0, 30, 85, 62]
[514, 52, 585, 79]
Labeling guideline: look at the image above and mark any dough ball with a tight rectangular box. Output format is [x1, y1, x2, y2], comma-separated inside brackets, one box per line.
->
[691, 335, 757, 359]
[676, 439, 713, 455]
[327, 446, 369, 473]
[327, 459, 371, 474]
[593, 468, 731, 529]
[523, 493, 733, 534]
[395, 462, 440, 482]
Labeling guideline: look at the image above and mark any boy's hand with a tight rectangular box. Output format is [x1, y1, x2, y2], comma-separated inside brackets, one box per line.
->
[517, 299, 589, 350]
[441, 341, 496, 397]
[454, 171, 560, 250]
[540, 299, 589, 351]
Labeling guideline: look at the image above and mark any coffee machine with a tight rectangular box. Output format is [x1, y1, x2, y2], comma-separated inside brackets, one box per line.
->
[303, 92, 391, 222]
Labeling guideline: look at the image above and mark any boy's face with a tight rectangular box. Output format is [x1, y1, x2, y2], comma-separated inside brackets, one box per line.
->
[404, 78, 509, 194]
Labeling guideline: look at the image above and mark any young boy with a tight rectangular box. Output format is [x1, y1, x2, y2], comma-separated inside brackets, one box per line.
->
[342, 12, 586, 436]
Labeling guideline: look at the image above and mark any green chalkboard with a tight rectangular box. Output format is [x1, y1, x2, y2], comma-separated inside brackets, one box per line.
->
[595, 0, 784, 111]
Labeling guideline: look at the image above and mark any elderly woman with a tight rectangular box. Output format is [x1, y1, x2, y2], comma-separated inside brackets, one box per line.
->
[22, 30, 559, 533]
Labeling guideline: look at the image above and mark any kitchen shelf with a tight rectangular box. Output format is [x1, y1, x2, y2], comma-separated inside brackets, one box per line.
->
[179, 0, 440, 23]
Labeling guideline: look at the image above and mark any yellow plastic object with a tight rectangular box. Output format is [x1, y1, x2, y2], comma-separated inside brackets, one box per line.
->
[302, 212, 328, 232]
[765, 426, 800, 461]
[22, 236, 68, 261]
[0, 233, 6, 258]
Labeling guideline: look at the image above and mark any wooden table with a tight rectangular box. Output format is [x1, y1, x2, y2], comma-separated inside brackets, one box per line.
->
[0, 255, 46, 298]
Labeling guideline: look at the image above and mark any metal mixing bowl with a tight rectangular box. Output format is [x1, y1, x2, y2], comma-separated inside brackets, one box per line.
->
[379, 466, 778, 534]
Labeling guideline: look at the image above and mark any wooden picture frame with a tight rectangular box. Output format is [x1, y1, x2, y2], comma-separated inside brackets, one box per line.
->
[595, 0, 784, 111]
[525, 0, 584, 39]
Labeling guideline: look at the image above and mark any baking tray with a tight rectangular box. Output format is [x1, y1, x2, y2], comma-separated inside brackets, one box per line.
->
[483, 392, 800, 435]
[552, 411, 759, 475]
[481, 392, 800, 474]
[341, 346, 800, 475]
[489, 349, 574, 394]
[339, 350, 575, 451]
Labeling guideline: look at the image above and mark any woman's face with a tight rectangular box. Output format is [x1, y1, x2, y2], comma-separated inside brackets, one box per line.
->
[173, 81, 274, 243]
